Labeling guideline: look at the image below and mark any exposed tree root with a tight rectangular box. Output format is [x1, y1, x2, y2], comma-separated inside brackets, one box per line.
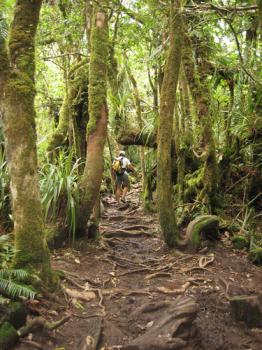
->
[145, 272, 172, 280]
[103, 229, 152, 238]
[156, 281, 191, 295]
[18, 315, 70, 337]
[199, 255, 215, 268]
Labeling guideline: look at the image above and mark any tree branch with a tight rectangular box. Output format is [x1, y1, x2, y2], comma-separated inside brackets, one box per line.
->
[184, 4, 258, 14]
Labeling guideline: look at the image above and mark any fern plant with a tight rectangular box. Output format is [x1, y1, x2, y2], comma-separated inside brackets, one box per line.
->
[0, 235, 36, 300]
[0, 269, 36, 299]
[39, 149, 82, 243]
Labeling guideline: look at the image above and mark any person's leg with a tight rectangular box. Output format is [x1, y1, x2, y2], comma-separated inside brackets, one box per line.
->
[116, 186, 121, 203]
[115, 174, 123, 203]
[121, 173, 130, 202]
[121, 186, 128, 201]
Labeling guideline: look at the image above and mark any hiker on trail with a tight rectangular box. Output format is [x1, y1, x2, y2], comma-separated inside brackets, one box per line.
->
[112, 151, 136, 203]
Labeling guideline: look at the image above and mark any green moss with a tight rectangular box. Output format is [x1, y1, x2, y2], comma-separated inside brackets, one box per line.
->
[6, 302, 27, 329]
[0, 322, 18, 350]
[232, 235, 249, 250]
[188, 215, 219, 250]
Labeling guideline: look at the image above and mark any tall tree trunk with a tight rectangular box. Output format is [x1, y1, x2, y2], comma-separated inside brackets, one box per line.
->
[157, 0, 182, 247]
[124, 55, 146, 192]
[77, 0, 109, 234]
[47, 60, 88, 159]
[183, 26, 218, 213]
[1, 0, 52, 281]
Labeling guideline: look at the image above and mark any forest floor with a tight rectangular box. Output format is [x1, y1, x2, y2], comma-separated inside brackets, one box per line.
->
[15, 184, 262, 350]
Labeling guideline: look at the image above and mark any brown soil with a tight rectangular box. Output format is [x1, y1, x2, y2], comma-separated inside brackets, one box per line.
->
[15, 185, 262, 350]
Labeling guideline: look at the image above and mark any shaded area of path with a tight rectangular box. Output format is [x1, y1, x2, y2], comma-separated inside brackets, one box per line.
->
[16, 185, 262, 350]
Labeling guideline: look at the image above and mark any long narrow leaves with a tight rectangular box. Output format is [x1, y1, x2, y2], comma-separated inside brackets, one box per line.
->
[39, 149, 83, 243]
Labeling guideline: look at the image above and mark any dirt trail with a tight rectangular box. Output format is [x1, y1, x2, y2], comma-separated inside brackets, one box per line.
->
[16, 185, 262, 350]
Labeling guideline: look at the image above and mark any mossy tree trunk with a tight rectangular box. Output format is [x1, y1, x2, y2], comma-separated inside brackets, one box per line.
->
[124, 54, 146, 191]
[47, 60, 89, 160]
[183, 26, 218, 213]
[1, 0, 52, 282]
[157, 0, 182, 247]
[77, 0, 109, 234]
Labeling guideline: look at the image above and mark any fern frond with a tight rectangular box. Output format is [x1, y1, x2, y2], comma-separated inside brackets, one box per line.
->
[0, 278, 35, 299]
[0, 269, 29, 281]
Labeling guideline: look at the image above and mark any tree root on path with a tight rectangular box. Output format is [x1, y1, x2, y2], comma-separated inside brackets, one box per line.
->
[20, 339, 43, 349]
[103, 288, 152, 297]
[105, 253, 148, 269]
[145, 272, 172, 280]
[182, 266, 211, 274]
[103, 296, 199, 350]
[103, 229, 152, 238]
[156, 282, 191, 295]
[199, 255, 215, 268]
[117, 263, 174, 277]
[17, 315, 70, 338]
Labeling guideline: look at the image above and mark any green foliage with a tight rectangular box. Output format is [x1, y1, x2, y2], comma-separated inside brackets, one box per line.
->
[0, 235, 14, 268]
[0, 146, 11, 227]
[0, 269, 36, 300]
[39, 150, 82, 243]
[249, 247, 262, 265]
[0, 235, 36, 300]
[232, 235, 250, 249]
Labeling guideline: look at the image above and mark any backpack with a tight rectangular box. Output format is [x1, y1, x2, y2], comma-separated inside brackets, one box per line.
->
[112, 157, 124, 175]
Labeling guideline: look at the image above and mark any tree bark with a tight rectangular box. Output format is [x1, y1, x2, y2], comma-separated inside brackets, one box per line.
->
[46, 60, 88, 160]
[77, 0, 109, 234]
[157, 0, 182, 247]
[1, 0, 52, 282]
[183, 25, 218, 212]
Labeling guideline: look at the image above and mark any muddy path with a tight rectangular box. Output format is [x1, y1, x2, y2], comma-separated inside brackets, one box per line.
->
[16, 185, 262, 350]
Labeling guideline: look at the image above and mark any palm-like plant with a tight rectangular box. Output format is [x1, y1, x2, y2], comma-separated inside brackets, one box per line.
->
[39, 149, 82, 243]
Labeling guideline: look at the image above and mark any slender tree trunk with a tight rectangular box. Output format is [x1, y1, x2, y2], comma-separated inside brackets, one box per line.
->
[183, 26, 218, 212]
[47, 60, 88, 159]
[77, 0, 109, 234]
[124, 55, 146, 191]
[157, 0, 182, 247]
[1, 0, 52, 282]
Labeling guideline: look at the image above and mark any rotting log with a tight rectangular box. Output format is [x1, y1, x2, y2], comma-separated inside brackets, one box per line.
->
[179, 215, 220, 250]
